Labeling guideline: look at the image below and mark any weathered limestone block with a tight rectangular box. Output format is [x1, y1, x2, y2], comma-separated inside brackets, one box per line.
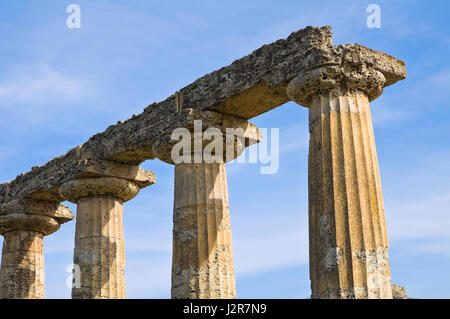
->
[0, 199, 73, 299]
[288, 57, 406, 298]
[153, 112, 261, 299]
[391, 284, 411, 299]
[59, 169, 155, 299]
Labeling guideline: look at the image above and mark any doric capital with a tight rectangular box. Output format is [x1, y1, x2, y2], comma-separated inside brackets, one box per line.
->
[59, 177, 142, 203]
[152, 109, 261, 164]
[0, 199, 73, 236]
[287, 64, 386, 107]
[287, 42, 406, 107]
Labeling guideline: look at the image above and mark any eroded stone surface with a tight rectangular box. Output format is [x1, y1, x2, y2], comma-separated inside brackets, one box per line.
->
[289, 67, 395, 299]
[0, 231, 45, 299]
[287, 64, 386, 107]
[0, 199, 73, 299]
[172, 163, 235, 299]
[152, 110, 261, 164]
[0, 25, 407, 300]
[59, 177, 141, 203]
[59, 176, 148, 299]
[0, 199, 73, 237]
[391, 284, 411, 299]
[71, 196, 126, 299]
[0, 26, 405, 206]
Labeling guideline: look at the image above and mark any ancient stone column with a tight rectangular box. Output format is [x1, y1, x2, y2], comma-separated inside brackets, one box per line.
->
[171, 162, 234, 298]
[153, 110, 261, 299]
[0, 199, 73, 299]
[59, 172, 154, 299]
[287, 64, 393, 298]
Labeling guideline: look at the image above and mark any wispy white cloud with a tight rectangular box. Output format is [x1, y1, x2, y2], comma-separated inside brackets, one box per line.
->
[387, 192, 450, 245]
[0, 63, 82, 105]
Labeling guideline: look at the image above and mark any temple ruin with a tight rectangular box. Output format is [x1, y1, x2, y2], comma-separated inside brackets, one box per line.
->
[0, 26, 407, 299]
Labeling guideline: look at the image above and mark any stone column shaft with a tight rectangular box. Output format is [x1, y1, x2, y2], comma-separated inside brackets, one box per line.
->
[73, 195, 126, 299]
[59, 176, 151, 299]
[288, 64, 394, 299]
[0, 231, 45, 299]
[172, 162, 235, 299]
[0, 199, 73, 299]
[307, 90, 391, 298]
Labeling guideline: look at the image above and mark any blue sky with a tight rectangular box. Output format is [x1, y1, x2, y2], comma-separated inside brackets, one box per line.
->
[0, 0, 449, 298]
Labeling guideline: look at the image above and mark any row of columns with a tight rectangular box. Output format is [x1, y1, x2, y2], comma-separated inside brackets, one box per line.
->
[0, 63, 395, 299]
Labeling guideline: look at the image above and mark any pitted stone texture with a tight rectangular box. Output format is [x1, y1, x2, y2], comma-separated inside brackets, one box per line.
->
[287, 65, 386, 107]
[1, 159, 155, 204]
[59, 177, 140, 203]
[0, 199, 73, 236]
[0, 25, 406, 206]
[0, 231, 45, 299]
[0, 215, 61, 237]
[152, 110, 261, 165]
[172, 162, 235, 299]
[71, 196, 126, 299]
[0, 199, 73, 299]
[297, 88, 392, 299]
[59, 176, 140, 299]
[391, 284, 411, 299]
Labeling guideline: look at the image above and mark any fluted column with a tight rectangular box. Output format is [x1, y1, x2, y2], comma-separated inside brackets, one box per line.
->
[1, 231, 44, 299]
[172, 162, 234, 298]
[288, 65, 393, 298]
[0, 199, 73, 299]
[153, 110, 261, 299]
[59, 177, 142, 299]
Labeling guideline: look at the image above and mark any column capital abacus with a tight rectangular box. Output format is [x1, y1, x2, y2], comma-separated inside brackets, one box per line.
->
[287, 64, 386, 107]
[152, 109, 261, 165]
[0, 199, 73, 236]
[287, 43, 407, 107]
[58, 163, 155, 203]
[59, 177, 140, 203]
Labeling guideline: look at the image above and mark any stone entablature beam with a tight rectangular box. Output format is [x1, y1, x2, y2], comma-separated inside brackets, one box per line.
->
[0, 26, 405, 206]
